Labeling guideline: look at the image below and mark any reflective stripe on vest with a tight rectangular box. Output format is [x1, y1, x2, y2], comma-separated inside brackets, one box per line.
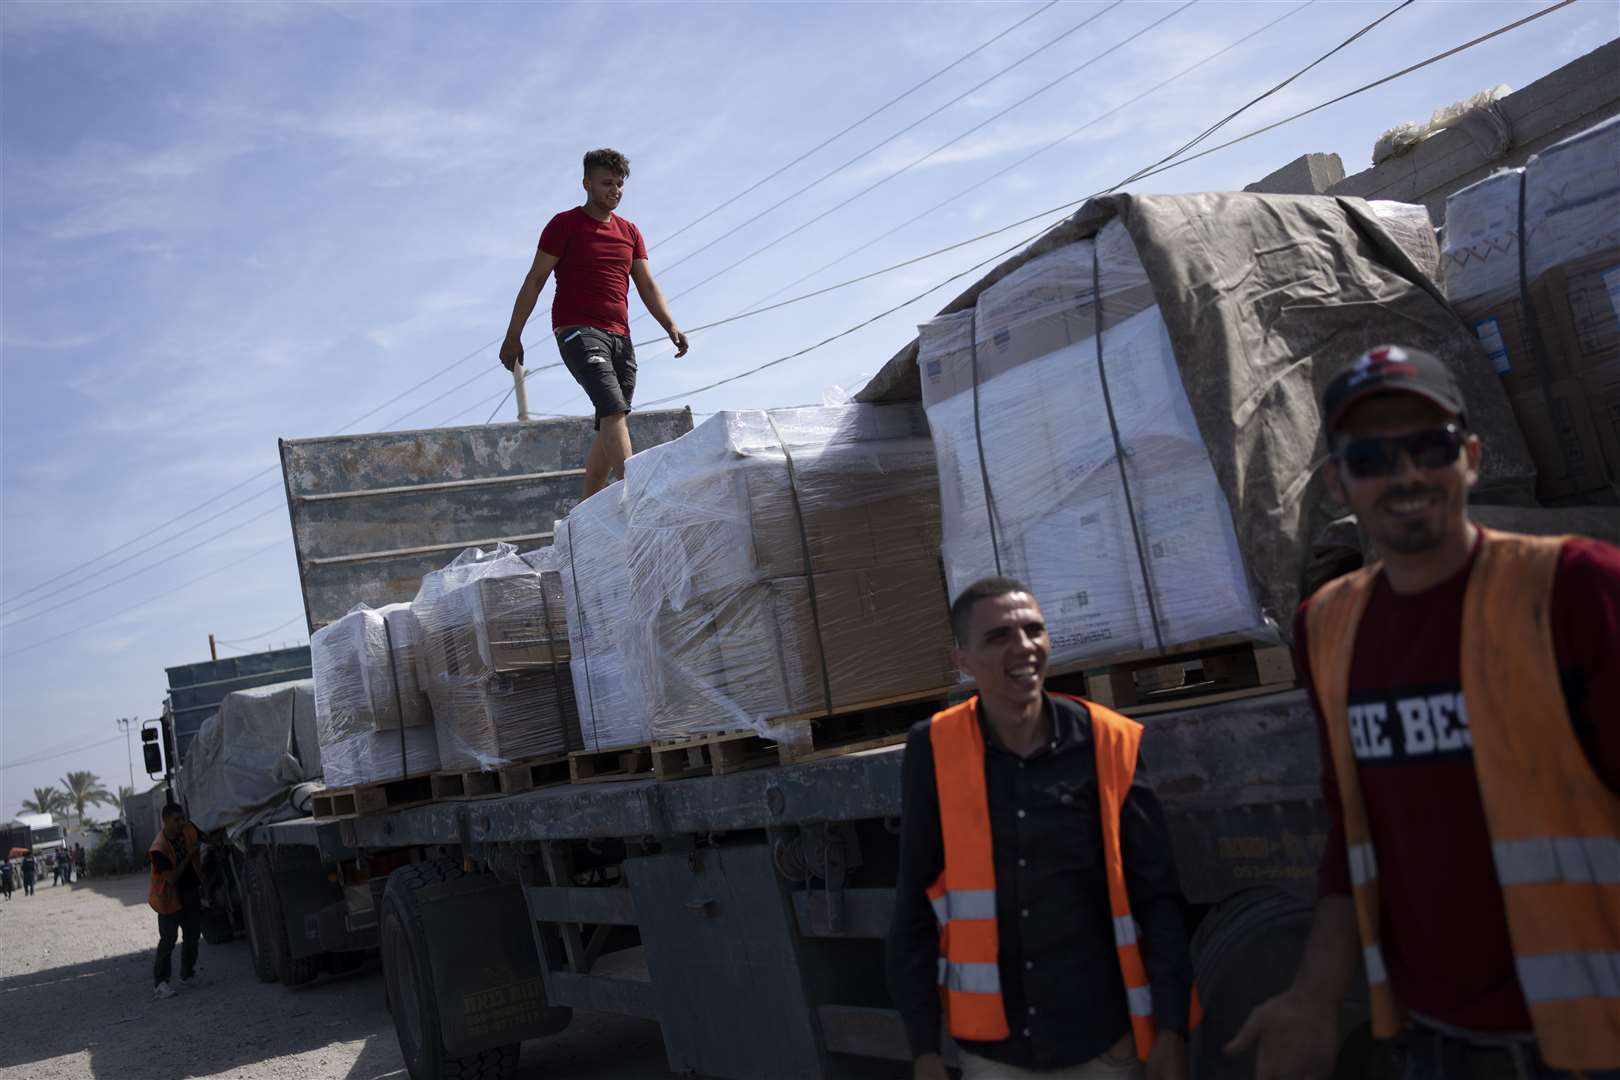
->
[1307, 529, 1620, 1071]
[927, 694, 1197, 1061]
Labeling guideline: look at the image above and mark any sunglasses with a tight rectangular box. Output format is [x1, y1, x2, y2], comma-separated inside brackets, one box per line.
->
[1337, 424, 1465, 479]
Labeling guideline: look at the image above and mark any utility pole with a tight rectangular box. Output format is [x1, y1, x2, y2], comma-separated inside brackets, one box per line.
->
[208, 633, 218, 661]
[114, 717, 137, 803]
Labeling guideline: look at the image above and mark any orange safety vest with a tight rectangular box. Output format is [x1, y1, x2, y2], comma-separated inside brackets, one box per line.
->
[1306, 528, 1620, 1071]
[148, 823, 200, 915]
[927, 693, 1198, 1060]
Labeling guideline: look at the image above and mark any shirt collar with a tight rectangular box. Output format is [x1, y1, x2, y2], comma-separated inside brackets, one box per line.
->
[976, 692, 1091, 758]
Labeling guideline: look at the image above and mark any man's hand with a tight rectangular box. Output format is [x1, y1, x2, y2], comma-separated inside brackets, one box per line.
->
[499, 337, 524, 371]
[912, 1053, 949, 1080]
[668, 327, 689, 358]
[1146, 1031, 1187, 1080]
[1225, 988, 1339, 1080]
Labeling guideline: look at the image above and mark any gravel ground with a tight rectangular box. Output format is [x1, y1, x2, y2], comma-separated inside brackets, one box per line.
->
[0, 871, 678, 1080]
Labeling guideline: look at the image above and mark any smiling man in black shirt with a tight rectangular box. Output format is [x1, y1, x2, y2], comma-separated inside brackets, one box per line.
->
[887, 577, 1193, 1080]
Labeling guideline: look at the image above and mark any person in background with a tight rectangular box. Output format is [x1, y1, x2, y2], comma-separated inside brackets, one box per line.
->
[1, 858, 13, 900]
[1228, 345, 1620, 1078]
[20, 851, 36, 896]
[888, 577, 1194, 1080]
[74, 843, 86, 881]
[149, 804, 205, 999]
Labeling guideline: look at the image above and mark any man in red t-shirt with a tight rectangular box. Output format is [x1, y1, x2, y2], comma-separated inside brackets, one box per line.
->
[500, 148, 688, 497]
[1228, 345, 1620, 1078]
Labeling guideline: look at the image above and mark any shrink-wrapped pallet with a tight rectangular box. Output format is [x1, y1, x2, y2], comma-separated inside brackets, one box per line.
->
[919, 221, 1263, 668]
[312, 605, 440, 786]
[619, 405, 956, 741]
[553, 489, 652, 751]
[1443, 115, 1620, 499]
[179, 678, 322, 834]
[413, 545, 580, 769]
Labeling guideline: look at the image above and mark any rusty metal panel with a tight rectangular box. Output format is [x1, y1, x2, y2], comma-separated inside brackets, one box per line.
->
[279, 410, 693, 631]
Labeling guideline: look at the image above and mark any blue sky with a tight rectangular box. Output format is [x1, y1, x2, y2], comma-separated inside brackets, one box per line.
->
[1, 0, 1611, 819]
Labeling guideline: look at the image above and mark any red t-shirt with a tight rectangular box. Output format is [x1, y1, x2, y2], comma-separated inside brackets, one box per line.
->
[1297, 535, 1620, 1032]
[538, 207, 647, 337]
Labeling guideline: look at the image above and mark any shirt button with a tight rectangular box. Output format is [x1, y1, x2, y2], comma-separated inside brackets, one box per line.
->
[1021, 908, 1030, 918]
[1022, 1028, 1031, 1038]
[1017, 809, 1026, 819]
[1017, 858, 1027, 868]
[1025, 960, 1034, 970]
[1027, 1006, 1037, 1016]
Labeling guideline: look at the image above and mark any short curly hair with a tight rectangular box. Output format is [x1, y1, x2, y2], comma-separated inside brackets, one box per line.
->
[583, 148, 630, 179]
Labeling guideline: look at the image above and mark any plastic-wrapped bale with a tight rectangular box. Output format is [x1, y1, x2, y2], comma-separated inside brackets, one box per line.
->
[620, 404, 955, 742]
[919, 223, 1264, 668]
[554, 487, 653, 751]
[312, 605, 440, 787]
[413, 544, 581, 769]
[179, 679, 322, 834]
[1444, 115, 1620, 499]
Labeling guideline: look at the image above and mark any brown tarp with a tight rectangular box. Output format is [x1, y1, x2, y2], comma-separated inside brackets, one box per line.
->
[860, 192, 1536, 631]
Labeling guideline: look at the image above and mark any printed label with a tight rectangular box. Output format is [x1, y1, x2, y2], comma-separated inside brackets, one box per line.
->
[1474, 318, 1510, 375]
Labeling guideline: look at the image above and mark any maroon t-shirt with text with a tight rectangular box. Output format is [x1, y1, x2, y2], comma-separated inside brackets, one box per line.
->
[1297, 535, 1620, 1032]
[538, 208, 647, 337]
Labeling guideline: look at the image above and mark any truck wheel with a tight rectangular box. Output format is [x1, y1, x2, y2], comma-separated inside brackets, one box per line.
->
[381, 859, 521, 1080]
[201, 874, 235, 944]
[248, 851, 320, 987]
[1189, 887, 1314, 1080]
[241, 854, 279, 983]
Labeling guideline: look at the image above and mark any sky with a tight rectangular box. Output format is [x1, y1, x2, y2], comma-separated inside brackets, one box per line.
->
[1, 0, 1612, 820]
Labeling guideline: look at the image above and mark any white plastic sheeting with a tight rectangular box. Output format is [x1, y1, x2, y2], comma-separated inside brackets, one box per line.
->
[312, 603, 440, 787]
[179, 678, 322, 834]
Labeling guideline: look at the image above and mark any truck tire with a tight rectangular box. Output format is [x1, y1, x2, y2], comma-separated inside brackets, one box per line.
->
[241, 854, 279, 983]
[201, 873, 235, 944]
[248, 851, 320, 987]
[381, 859, 521, 1080]
[1189, 887, 1314, 1080]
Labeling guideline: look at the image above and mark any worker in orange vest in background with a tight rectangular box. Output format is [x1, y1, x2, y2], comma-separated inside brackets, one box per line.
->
[888, 577, 1194, 1080]
[149, 803, 205, 1000]
[1229, 345, 1620, 1078]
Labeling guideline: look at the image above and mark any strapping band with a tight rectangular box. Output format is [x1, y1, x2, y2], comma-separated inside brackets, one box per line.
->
[968, 307, 1003, 575]
[766, 412, 835, 719]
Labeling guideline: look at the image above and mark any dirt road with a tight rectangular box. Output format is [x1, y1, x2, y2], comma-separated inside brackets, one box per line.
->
[0, 870, 676, 1080]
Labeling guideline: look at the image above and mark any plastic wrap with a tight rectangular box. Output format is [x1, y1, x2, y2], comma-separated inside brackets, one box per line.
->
[918, 219, 1267, 669]
[1368, 201, 1441, 285]
[312, 604, 441, 786]
[553, 488, 652, 751]
[619, 404, 955, 742]
[179, 679, 322, 834]
[412, 545, 580, 769]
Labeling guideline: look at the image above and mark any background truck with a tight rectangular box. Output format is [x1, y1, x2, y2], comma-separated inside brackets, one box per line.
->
[145, 397, 1358, 1080]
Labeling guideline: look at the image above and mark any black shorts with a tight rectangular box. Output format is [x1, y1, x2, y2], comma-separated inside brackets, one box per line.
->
[556, 326, 636, 430]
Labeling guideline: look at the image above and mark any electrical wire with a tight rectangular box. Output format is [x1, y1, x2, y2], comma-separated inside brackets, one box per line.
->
[3, 734, 127, 771]
[214, 612, 308, 646]
[650, 0, 1061, 253]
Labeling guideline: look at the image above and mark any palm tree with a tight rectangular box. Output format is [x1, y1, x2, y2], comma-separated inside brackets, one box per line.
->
[58, 771, 113, 824]
[20, 787, 66, 816]
[116, 785, 136, 819]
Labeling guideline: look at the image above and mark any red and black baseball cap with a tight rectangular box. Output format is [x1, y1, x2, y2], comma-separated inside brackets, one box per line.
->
[1322, 344, 1466, 432]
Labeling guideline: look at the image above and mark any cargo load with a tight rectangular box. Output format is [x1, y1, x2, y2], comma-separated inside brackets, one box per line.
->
[178, 678, 322, 835]
[862, 192, 1535, 641]
[413, 545, 581, 769]
[312, 603, 440, 787]
[618, 404, 955, 742]
[1442, 115, 1620, 501]
[553, 488, 652, 751]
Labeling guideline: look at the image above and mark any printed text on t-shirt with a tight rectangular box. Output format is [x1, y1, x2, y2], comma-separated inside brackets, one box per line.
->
[1347, 689, 1472, 765]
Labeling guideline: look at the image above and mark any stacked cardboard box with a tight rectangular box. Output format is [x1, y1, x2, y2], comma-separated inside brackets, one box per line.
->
[1443, 115, 1619, 500]
[553, 487, 653, 751]
[619, 405, 956, 742]
[413, 546, 581, 769]
[311, 603, 440, 787]
[918, 220, 1267, 669]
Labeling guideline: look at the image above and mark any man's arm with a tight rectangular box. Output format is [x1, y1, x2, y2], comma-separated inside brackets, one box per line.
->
[500, 248, 561, 370]
[629, 260, 689, 357]
[886, 723, 947, 1079]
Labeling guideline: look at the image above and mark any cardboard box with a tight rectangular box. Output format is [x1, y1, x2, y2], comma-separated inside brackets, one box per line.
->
[470, 569, 570, 671]
[1532, 251, 1620, 376]
[1506, 378, 1611, 500]
[431, 669, 580, 769]
[1578, 360, 1620, 487]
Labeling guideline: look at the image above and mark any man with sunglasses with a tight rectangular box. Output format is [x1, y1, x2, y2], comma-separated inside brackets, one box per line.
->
[1229, 345, 1620, 1079]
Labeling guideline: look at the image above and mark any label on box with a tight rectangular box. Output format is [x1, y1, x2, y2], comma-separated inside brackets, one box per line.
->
[1603, 265, 1620, 324]
[1474, 318, 1510, 375]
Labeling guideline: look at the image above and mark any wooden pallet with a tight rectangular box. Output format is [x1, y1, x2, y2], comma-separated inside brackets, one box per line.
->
[311, 774, 435, 820]
[768, 686, 952, 767]
[652, 731, 780, 781]
[498, 754, 573, 793]
[429, 769, 501, 801]
[1046, 633, 1295, 713]
[568, 744, 655, 784]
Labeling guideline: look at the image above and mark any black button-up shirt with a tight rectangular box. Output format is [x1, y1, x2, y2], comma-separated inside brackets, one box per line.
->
[885, 694, 1193, 1069]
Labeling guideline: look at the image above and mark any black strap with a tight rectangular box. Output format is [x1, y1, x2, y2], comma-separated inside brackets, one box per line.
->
[563, 523, 601, 749]
[968, 307, 1003, 575]
[379, 614, 411, 777]
[1090, 243, 1166, 653]
[766, 413, 835, 719]
[535, 570, 571, 753]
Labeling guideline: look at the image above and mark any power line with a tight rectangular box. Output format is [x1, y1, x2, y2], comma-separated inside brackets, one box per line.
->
[0, 502, 285, 632]
[3, 734, 127, 771]
[0, 537, 287, 661]
[650, 0, 1061, 253]
[648, 1, 1128, 285]
[214, 612, 308, 646]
